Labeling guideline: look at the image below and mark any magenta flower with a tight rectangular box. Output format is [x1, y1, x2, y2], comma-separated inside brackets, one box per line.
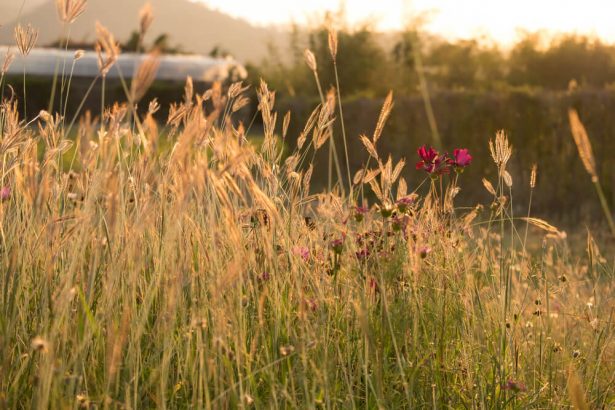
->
[502, 380, 527, 393]
[356, 248, 370, 262]
[418, 246, 432, 259]
[416, 145, 450, 176]
[354, 205, 369, 222]
[330, 238, 344, 254]
[0, 186, 10, 202]
[448, 148, 472, 171]
[292, 246, 310, 262]
[396, 195, 416, 212]
[391, 215, 410, 232]
[417, 145, 437, 164]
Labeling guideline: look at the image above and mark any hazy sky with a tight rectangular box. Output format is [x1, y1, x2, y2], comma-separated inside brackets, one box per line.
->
[198, 0, 615, 44]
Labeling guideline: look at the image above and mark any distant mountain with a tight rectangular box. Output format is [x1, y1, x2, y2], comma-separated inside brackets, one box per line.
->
[0, 0, 47, 23]
[0, 0, 288, 63]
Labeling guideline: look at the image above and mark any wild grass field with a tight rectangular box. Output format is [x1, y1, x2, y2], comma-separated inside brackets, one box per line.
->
[0, 2, 614, 409]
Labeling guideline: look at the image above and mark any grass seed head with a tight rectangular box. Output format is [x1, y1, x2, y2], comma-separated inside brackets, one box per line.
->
[14, 24, 38, 56]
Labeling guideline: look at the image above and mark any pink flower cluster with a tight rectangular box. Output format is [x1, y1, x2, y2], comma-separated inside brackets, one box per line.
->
[416, 146, 472, 176]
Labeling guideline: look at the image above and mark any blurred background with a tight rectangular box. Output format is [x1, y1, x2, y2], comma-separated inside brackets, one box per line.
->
[1, 0, 615, 230]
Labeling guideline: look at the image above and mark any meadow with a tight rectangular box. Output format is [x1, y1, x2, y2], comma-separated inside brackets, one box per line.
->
[0, 3, 614, 409]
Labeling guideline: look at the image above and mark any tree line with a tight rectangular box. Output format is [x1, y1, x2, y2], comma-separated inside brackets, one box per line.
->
[251, 22, 615, 97]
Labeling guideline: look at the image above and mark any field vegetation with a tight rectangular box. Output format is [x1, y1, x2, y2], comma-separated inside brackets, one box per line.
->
[0, 1, 614, 408]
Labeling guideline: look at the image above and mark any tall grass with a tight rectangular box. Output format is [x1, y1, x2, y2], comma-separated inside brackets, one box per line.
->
[0, 13, 613, 410]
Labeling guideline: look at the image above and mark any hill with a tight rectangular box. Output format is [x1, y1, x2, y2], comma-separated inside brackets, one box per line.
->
[0, 0, 287, 63]
[0, 0, 47, 25]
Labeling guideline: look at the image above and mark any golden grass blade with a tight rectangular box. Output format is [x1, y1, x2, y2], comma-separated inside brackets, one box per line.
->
[567, 368, 589, 410]
[360, 135, 378, 160]
[130, 51, 160, 103]
[568, 109, 597, 181]
[373, 91, 393, 144]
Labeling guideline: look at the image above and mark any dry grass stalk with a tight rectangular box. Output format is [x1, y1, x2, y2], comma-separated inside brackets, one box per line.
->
[567, 368, 589, 410]
[568, 109, 597, 181]
[522, 217, 566, 239]
[14, 24, 38, 56]
[56, 0, 88, 24]
[360, 135, 378, 160]
[139, 2, 154, 36]
[95, 22, 120, 78]
[489, 130, 512, 173]
[1, 52, 15, 75]
[530, 164, 537, 188]
[373, 91, 393, 144]
[130, 51, 160, 103]
[482, 178, 496, 196]
[568, 108, 615, 237]
[328, 29, 338, 61]
[304, 49, 317, 72]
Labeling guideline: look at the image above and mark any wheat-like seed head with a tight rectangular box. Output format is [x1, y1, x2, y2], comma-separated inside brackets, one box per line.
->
[567, 368, 590, 410]
[14, 24, 38, 56]
[568, 109, 598, 181]
[1, 52, 15, 75]
[530, 164, 537, 188]
[56, 0, 87, 24]
[328, 29, 338, 62]
[489, 130, 512, 172]
[139, 2, 154, 36]
[304, 49, 317, 72]
[130, 51, 160, 103]
[95, 22, 120, 78]
[373, 91, 393, 144]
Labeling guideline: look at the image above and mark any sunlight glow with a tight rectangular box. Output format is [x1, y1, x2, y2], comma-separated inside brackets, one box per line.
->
[198, 0, 615, 44]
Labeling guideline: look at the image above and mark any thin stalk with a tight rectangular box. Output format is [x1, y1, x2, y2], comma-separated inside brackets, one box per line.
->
[48, 24, 70, 113]
[59, 25, 72, 117]
[22, 61, 27, 120]
[410, 33, 442, 150]
[593, 179, 615, 238]
[65, 75, 100, 137]
[522, 187, 534, 255]
[101, 76, 106, 132]
[333, 61, 353, 198]
[62, 59, 77, 134]
[311, 69, 344, 195]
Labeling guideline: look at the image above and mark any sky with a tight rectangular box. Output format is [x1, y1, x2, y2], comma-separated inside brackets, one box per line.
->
[198, 0, 615, 45]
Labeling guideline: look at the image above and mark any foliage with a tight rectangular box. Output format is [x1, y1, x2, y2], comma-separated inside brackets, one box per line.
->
[259, 25, 615, 97]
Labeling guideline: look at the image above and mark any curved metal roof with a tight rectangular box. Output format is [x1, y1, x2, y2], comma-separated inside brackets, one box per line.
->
[0, 47, 247, 82]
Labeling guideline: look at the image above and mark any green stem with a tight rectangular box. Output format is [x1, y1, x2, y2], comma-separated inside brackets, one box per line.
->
[411, 33, 442, 150]
[22, 62, 27, 121]
[312, 70, 344, 195]
[333, 61, 353, 198]
[593, 178, 615, 238]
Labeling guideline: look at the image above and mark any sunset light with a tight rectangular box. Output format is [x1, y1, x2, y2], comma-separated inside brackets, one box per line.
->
[2, 0, 614, 407]
[201, 0, 615, 44]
